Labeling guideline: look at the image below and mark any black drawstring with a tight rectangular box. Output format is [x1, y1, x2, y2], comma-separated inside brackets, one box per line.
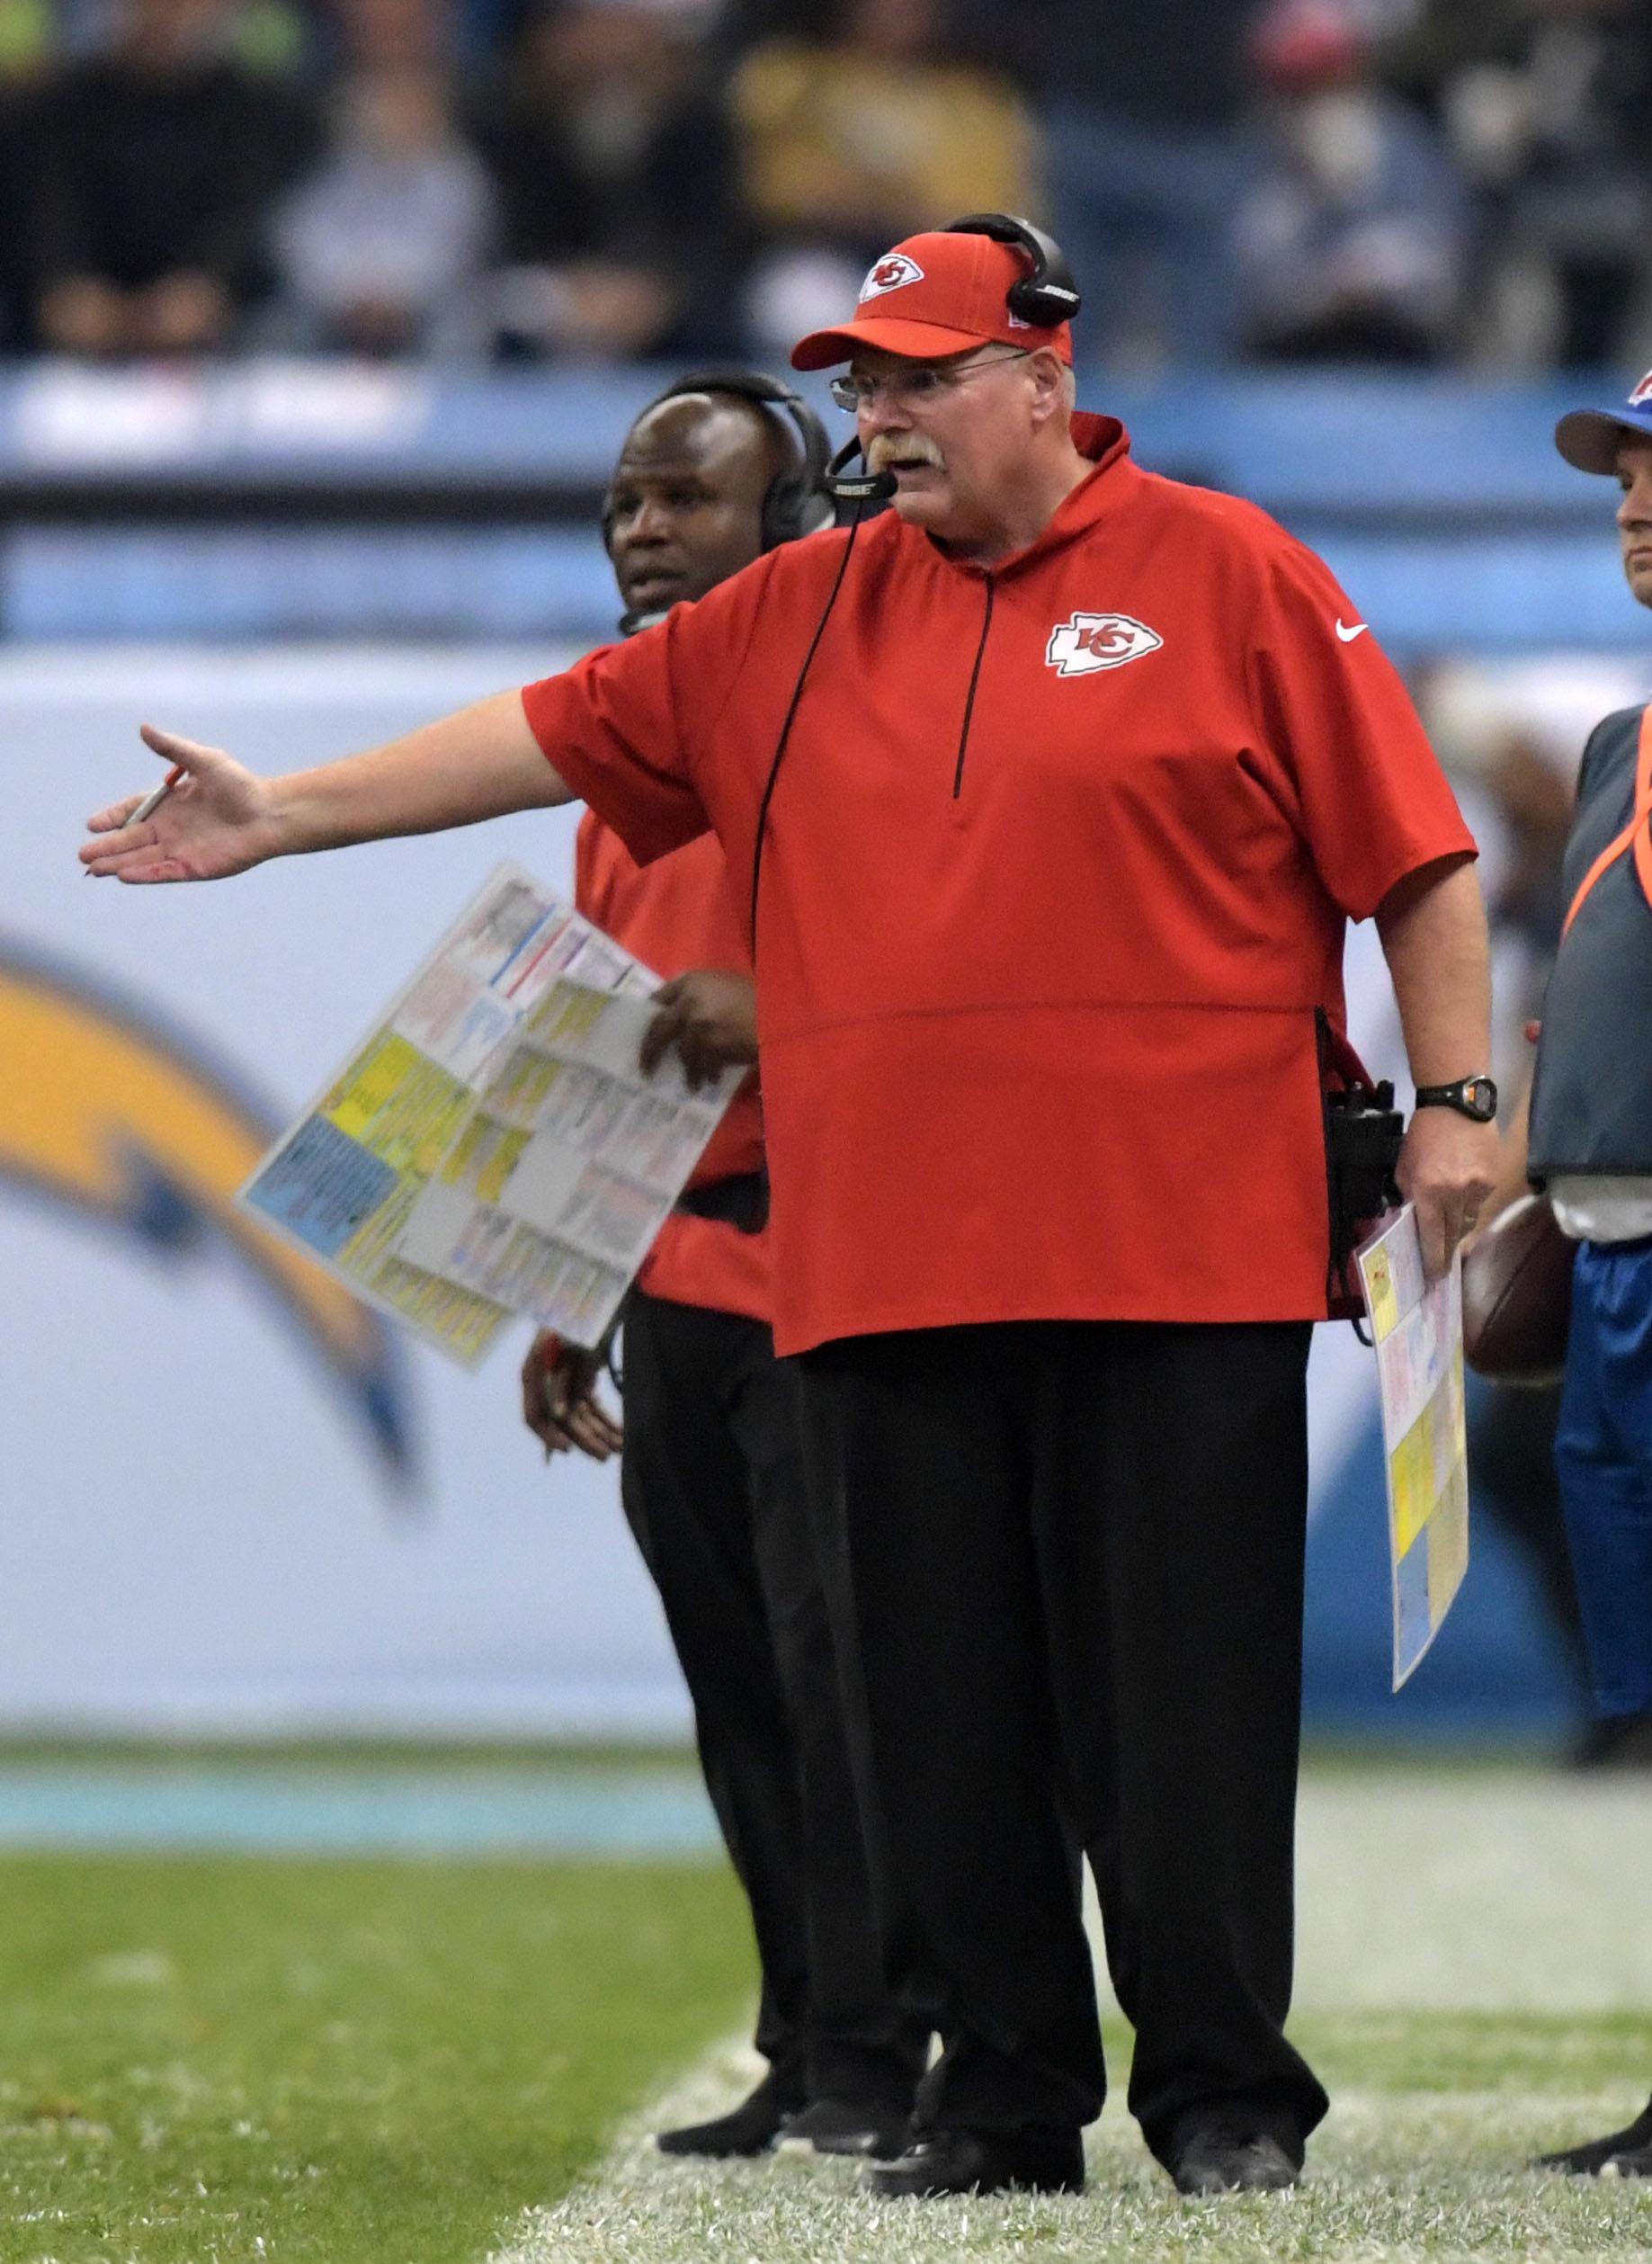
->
[747, 511, 867, 955]
[951, 576, 996, 798]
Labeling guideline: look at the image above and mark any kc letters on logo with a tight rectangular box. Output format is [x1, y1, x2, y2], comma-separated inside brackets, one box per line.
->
[1046, 612, 1164, 676]
[859, 253, 925, 301]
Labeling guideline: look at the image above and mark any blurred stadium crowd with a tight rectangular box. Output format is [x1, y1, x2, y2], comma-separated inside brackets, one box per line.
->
[0, 0, 1649, 371]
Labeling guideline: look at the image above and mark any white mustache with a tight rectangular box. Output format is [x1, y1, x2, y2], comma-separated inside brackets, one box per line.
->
[868, 435, 946, 472]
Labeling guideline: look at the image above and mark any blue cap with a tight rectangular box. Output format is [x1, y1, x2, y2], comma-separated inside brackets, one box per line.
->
[1556, 369, 1652, 473]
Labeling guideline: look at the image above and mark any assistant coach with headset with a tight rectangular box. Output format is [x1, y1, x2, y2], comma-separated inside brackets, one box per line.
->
[523, 368, 925, 2161]
[82, 213, 1498, 2201]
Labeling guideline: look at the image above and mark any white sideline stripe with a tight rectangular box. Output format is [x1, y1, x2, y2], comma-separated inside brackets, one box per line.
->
[1290, 1774, 1652, 2013]
[491, 1777, 1652, 2260]
[490, 2049, 1652, 2264]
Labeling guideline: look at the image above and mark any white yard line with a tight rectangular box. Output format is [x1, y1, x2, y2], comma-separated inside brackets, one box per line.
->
[1076, 1771, 1652, 2021]
[1291, 1773, 1652, 2013]
[491, 2064, 1652, 2264]
[492, 1770, 1652, 2264]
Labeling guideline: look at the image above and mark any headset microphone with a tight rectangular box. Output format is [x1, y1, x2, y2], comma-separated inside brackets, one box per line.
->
[822, 437, 897, 506]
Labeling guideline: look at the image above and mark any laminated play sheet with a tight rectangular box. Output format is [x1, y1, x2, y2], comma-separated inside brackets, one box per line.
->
[239, 864, 732, 1365]
[1356, 1204, 1469, 1688]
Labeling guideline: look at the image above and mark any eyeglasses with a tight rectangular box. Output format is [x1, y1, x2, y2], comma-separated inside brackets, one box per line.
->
[827, 350, 1030, 416]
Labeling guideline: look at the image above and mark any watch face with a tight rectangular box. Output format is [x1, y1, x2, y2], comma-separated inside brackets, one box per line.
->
[1464, 1077, 1497, 1122]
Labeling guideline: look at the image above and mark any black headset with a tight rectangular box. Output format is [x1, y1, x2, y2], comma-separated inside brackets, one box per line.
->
[603, 366, 835, 558]
[820, 212, 1083, 507]
[943, 211, 1083, 328]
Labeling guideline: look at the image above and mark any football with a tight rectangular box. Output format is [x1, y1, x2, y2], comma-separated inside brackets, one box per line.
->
[1461, 1193, 1575, 1388]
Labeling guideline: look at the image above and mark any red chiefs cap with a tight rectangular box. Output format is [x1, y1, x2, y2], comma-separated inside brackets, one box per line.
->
[790, 231, 1075, 371]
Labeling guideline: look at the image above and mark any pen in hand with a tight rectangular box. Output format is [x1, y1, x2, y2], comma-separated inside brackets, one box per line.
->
[127, 765, 184, 828]
[86, 764, 183, 874]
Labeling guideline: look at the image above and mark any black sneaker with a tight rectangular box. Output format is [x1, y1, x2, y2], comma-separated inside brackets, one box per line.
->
[779, 2098, 911, 2160]
[864, 2126, 1085, 2198]
[1535, 2094, 1652, 2176]
[656, 2076, 801, 2158]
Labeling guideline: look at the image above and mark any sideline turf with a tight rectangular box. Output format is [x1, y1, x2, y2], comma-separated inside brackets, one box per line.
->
[0, 1854, 752, 2264]
[500, 2021, 1652, 2264]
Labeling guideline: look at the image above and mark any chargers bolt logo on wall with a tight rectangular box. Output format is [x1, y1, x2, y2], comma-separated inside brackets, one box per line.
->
[0, 934, 415, 1483]
[1046, 613, 1164, 676]
[859, 254, 925, 301]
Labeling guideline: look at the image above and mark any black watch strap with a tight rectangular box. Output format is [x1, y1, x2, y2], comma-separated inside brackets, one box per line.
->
[1413, 1075, 1497, 1123]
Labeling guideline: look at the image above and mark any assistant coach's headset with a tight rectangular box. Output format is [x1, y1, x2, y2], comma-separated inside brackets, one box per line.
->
[749, 213, 1084, 941]
[604, 367, 835, 632]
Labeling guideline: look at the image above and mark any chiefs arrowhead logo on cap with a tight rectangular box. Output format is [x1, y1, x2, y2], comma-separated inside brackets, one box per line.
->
[1046, 613, 1164, 676]
[859, 252, 925, 303]
[1630, 368, 1652, 407]
[795, 229, 1076, 370]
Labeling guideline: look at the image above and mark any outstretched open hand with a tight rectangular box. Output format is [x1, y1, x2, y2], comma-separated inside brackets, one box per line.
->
[80, 724, 282, 883]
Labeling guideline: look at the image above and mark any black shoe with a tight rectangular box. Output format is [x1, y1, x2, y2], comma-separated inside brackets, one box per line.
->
[1534, 2094, 1652, 2176]
[656, 2077, 801, 2159]
[864, 2126, 1085, 2198]
[780, 2097, 912, 2160]
[1171, 2130, 1299, 2197]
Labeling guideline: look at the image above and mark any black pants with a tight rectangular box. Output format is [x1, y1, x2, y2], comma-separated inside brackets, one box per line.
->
[796, 1318, 1329, 2166]
[621, 1284, 927, 2112]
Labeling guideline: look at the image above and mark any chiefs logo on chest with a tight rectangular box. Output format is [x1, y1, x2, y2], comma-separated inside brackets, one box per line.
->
[1045, 613, 1164, 676]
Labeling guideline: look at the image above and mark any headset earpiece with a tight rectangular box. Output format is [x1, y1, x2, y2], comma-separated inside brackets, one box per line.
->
[943, 211, 1082, 329]
[761, 465, 809, 551]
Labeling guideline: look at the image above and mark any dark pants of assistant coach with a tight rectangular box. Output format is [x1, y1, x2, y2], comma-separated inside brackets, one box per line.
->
[798, 1317, 1329, 2165]
[620, 1181, 926, 2116]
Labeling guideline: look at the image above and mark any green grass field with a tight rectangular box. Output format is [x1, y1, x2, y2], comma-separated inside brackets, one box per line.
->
[0, 1764, 1649, 2264]
[0, 1854, 750, 2264]
[502, 2019, 1652, 2264]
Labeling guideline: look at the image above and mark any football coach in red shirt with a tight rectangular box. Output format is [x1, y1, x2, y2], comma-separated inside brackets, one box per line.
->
[83, 216, 1498, 2201]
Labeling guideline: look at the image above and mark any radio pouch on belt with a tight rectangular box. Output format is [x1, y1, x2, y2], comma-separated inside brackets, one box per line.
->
[1318, 1009, 1405, 1339]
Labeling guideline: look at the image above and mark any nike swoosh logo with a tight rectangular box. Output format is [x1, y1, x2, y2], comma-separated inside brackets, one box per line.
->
[1335, 620, 1369, 643]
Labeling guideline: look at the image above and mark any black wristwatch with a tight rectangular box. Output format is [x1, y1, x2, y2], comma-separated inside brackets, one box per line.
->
[1413, 1074, 1497, 1123]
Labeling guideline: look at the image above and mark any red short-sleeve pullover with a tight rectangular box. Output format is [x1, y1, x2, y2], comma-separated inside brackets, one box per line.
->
[575, 812, 770, 1325]
[525, 416, 1475, 1356]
